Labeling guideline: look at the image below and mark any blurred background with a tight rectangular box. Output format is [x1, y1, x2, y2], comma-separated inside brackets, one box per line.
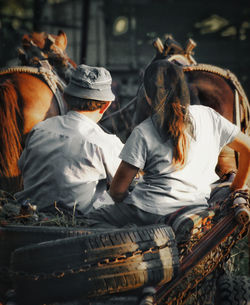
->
[0, 0, 250, 104]
[0, 0, 249, 276]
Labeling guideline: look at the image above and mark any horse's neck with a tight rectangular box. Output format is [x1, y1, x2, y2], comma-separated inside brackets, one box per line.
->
[0, 64, 67, 115]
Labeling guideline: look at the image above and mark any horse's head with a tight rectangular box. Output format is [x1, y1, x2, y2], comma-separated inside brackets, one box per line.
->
[152, 35, 197, 66]
[132, 36, 198, 127]
[19, 30, 76, 82]
[22, 30, 67, 52]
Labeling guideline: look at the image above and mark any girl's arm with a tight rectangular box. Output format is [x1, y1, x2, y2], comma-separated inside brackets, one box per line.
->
[227, 131, 250, 190]
[109, 161, 139, 203]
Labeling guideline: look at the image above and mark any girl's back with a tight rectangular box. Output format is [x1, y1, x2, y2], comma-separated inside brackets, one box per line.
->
[120, 105, 239, 216]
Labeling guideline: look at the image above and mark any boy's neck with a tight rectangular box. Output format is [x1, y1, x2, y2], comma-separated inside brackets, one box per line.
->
[76, 109, 103, 123]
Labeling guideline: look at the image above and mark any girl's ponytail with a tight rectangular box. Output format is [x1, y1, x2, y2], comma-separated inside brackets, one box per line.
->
[165, 101, 191, 168]
[144, 60, 195, 169]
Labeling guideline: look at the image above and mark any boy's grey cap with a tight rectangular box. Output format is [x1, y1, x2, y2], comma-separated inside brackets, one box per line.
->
[64, 64, 115, 101]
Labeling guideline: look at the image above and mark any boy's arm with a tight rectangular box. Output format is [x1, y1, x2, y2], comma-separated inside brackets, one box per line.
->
[102, 138, 124, 184]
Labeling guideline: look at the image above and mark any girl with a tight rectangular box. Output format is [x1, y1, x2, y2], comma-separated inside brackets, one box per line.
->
[86, 60, 250, 228]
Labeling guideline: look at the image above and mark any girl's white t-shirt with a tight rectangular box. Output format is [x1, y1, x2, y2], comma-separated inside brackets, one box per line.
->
[120, 105, 240, 216]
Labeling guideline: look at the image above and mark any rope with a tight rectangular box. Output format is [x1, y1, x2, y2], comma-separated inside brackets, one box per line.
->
[0, 66, 64, 91]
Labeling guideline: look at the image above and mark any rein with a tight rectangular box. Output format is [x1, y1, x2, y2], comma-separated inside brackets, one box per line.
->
[100, 96, 137, 122]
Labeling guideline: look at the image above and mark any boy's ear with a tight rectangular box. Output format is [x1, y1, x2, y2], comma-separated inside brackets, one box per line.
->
[100, 102, 111, 114]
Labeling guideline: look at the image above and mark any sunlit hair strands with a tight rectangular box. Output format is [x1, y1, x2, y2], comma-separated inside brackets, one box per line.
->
[143, 60, 195, 168]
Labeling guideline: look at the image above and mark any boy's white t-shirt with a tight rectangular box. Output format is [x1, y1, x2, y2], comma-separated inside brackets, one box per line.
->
[15, 111, 123, 213]
[120, 105, 240, 216]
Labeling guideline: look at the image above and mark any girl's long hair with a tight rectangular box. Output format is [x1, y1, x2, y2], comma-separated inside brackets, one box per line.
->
[143, 60, 195, 169]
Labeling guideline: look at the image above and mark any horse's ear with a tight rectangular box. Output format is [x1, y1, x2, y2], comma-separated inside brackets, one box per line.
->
[56, 30, 68, 51]
[22, 34, 30, 46]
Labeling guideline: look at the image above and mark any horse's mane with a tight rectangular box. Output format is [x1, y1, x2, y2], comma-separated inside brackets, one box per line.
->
[0, 78, 22, 178]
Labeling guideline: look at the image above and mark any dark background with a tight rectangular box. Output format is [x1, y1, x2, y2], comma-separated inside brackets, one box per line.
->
[1, 0, 250, 99]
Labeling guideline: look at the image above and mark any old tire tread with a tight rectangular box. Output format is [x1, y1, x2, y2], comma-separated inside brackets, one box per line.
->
[0, 225, 94, 299]
[11, 224, 179, 305]
[215, 275, 250, 305]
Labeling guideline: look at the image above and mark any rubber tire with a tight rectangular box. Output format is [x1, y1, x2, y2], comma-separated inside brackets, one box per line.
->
[215, 274, 250, 305]
[11, 224, 179, 305]
[0, 225, 98, 300]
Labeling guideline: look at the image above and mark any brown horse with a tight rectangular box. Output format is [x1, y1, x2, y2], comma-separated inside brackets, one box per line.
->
[0, 31, 77, 194]
[133, 36, 250, 178]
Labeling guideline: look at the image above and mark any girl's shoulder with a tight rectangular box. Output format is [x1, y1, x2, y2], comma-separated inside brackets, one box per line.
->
[189, 104, 213, 114]
[132, 116, 161, 144]
[134, 116, 154, 133]
[189, 105, 218, 122]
